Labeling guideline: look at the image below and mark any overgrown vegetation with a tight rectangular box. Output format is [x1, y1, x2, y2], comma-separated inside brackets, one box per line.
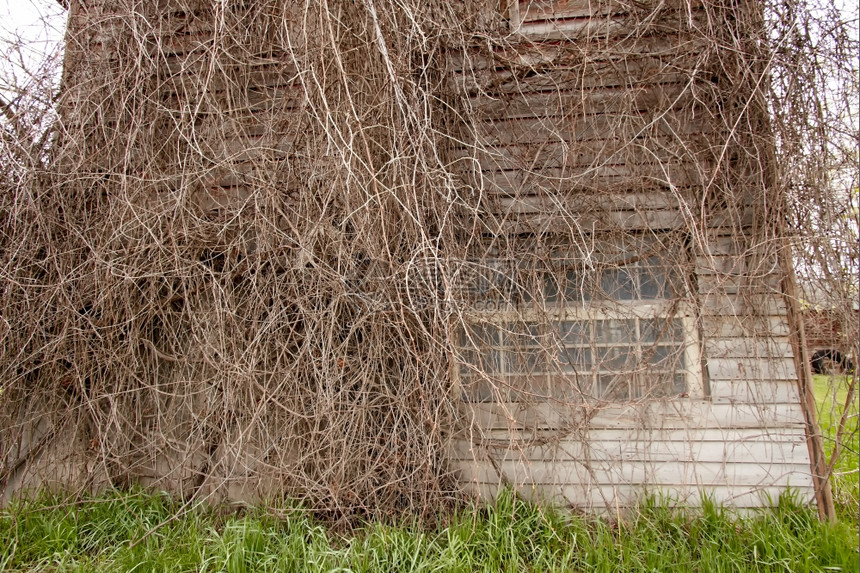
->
[0, 0, 856, 519]
[814, 374, 859, 525]
[0, 489, 855, 572]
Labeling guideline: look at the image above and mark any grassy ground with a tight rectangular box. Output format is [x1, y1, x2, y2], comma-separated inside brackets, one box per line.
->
[0, 489, 856, 572]
[813, 374, 859, 525]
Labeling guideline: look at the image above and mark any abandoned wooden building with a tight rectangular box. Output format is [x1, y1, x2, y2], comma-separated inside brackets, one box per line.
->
[0, 0, 832, 516]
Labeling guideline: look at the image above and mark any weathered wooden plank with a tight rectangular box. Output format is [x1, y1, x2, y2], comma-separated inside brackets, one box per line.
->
[465, 195, 706, 231]
[449, 429, 809, 463]
[519, 0, 628, 21]
[707, 379, 800, 405]
[697, 273, 783, 295]
[700, 316, 791, 338]
[447, 33, 707, 72]
[699, 293, 788, 317]
[707, 357, 797, 381]
[457, 401, 807, 431]
[467, 113, 714, 147]
[490, 190, 694, 213]
[468, 83, 695, 120]
[196, 137, 297, 163]
[516, 7, 706, 41]
[190, 185, 255, 213]
[159, 68, 302, 98]
[449, 66, 694, 97]
[517, 0, 706, 22]
[452, 459, 814, 488]
[163, 54, 299, 77]
[486, 205, 757, 233]
[159, 89, 303, 115]
[515, 14, 621, 40]
[480, 164, 705, 196]
[196, 117, 305, 140]
[491, 197, 690, 228]
[451, 137, 712, 172]
[695, 252, 778, 278]
[85, 13, 214, 53]
[193, 163, 295, 191]
[704, 338, 793, 360]
[454, 425, 808, 447]
[699, 235, 760, 257]
[489, 207, 689, 232]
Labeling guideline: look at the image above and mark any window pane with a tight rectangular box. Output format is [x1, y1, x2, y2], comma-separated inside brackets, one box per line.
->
[459, 324, 501, 375]
[640, 318, 683, 343]
[601, 268, 635, 300]
[516, 269, 543, 303]
[480, 350, 502, 372]
[559, 347, 592, 370]
[597, 374, 630, 400]
[673, 374, 687, 395]
[472, 323, 499, 345]
[564, 271, 588, 301]
[641, 373, 687, 398]
[545, 274, 560, 302]
[469, 262, 522, 304]
[461, 378, 496, 402]
[507, 350, 543, 374]
[597, 346, 636, 371]
[502, 322, 541, 347]
[559, 320, 589, 344]
[546, 270, 588, 302]
[552, 374, 589, 401]
[595, 319, 636, 344]
[646, 345, 674, 366]
[639, 261, 665, 299]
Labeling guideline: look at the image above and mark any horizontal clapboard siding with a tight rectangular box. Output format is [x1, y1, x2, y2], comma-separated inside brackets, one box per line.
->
[449, 15, 725, 224]
[514, 0, 705, 22]
[701, 316, 791, 339]
[486, 207, 756, 234]
[467, 84, 697, 120]
[461, 113, 713, 147]
[458, 401, 806, 432]
[453, 460, 813, 488]
[480, 165, 706, 195]
[513, 12, 708, 43]
[450, 429, 809, 463]
[451, 138, 714, 172]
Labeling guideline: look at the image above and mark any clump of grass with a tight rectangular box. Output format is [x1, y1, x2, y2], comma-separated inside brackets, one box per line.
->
[0, 488, 856, 572]
[814, 373, 859, 525]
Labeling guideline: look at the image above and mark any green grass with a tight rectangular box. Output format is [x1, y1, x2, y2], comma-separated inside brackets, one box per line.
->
[813, 374, 859, 525]
[0, 489, 856, 572]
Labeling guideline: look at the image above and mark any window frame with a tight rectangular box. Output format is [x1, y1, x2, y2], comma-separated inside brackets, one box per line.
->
[453, 239, 704, 404]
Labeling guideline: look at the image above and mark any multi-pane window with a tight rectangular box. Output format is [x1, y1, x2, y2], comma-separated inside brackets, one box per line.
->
[457, 235, 701, 403]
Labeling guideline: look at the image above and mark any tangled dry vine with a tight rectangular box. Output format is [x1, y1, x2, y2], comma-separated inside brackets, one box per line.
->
[0, 0, 856, 521]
